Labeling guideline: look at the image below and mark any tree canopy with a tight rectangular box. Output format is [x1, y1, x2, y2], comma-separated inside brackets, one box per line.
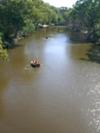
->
[0, 0, 62, 59]
[68, 0, 100, 42]
[0, 0, 61, 44]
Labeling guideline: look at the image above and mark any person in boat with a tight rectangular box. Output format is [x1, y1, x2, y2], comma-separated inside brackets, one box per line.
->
[30, 59, 40, 67]
[33, 59, 37, 64]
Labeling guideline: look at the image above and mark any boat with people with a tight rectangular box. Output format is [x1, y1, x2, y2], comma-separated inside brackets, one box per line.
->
[30, 59, 40, 67]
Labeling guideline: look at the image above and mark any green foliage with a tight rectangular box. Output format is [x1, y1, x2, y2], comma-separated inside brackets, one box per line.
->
[0, 0, 33, 48]
[69, 0, 100, 43]
[0, 0, 61, 48]
[22, 19, 35, 35]
[0, 0, 99, 45]
[0, 0, 99, 61]
[0, 37, 8, 61]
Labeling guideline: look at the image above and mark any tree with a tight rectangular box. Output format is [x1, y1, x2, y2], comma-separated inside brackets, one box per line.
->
[70, 0, 100, 42]
[0, 36, 8, 60]
[0, 0, 35, 45]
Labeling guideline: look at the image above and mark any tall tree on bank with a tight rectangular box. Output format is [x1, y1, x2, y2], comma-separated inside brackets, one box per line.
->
[70, 0, 100, 42]
[0, 0, 60, 48]
[0, 0, 34, 43]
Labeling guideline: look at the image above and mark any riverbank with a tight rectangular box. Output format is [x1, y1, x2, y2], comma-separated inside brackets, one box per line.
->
[65, 29, 100, 63]
[2, 26, 100, 64]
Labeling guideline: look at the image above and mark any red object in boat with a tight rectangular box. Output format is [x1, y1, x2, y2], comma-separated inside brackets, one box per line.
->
[30, 59, 40, 67]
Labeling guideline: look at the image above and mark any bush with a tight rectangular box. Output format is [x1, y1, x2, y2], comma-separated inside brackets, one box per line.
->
[0, 37, 8, 61]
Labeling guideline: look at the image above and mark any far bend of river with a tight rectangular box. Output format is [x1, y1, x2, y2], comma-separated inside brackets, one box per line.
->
[0, 27, 100, 133]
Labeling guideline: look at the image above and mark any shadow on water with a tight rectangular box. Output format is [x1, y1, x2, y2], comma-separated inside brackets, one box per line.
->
[86, 44, 100, 63]
[66, 30, 88, 44]
[68, 31, 100, 64]
[80, 44, 100, 64]
[9, 44, 22, 49]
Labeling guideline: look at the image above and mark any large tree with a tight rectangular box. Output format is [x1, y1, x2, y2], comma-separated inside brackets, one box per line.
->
[70, 0, 100, 42]
[0, 0, 34, 41]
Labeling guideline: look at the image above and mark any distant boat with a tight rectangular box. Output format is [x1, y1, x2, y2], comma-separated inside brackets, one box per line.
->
[42, 24, 48, 28]
[38, 23, 48, 28]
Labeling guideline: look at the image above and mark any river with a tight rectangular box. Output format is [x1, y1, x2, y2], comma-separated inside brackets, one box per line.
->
[0, 28, 100, 133]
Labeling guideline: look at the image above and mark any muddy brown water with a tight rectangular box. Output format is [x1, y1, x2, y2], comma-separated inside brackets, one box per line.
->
[0, 28, 100, 133]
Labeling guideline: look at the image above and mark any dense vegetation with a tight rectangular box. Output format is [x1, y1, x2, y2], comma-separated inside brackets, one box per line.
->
[69, 0, 100, 43]
[0, 0, 100, 60]
[0, 0, 62, 59]
[0, 36, 8, 61]
[0, 0, 62, 46]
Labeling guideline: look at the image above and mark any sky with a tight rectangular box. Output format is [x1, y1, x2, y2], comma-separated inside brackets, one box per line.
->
[43, 0, 77, 8]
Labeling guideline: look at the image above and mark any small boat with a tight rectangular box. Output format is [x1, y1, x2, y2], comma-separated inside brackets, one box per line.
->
[30, 59, 40, 67]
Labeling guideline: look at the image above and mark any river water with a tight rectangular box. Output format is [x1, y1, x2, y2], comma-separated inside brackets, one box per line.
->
[0, 28, 100, 133]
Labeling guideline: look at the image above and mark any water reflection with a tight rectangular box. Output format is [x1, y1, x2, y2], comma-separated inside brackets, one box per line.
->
[69, 43, 91, 60]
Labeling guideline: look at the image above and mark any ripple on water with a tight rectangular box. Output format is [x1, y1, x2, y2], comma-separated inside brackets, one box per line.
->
[87, 82, 100, 133]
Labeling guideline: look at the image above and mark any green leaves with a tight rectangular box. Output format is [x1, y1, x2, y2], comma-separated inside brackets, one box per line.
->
[0, 37, 8, 61]
[70, 0, 100, 43]
[0, 0, 61, 39]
